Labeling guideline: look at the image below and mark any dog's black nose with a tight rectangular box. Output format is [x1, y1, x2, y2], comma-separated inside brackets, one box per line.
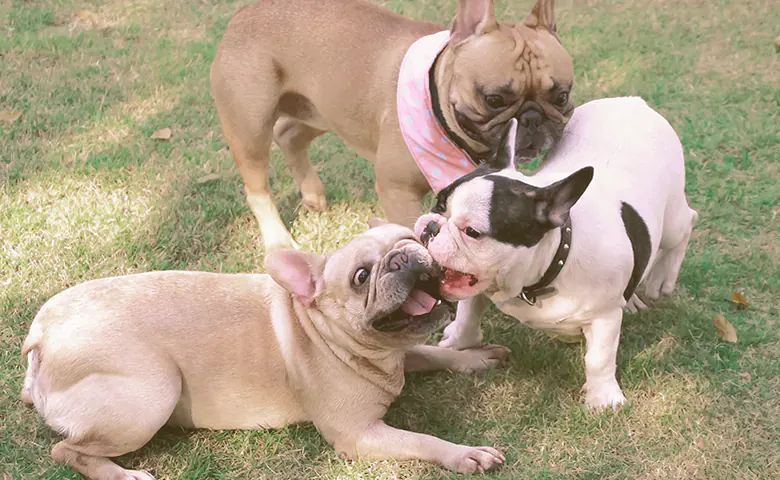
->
[388, 251, 427, 273]
[519, 109, 542, 129]
[420, 220, 441, 246]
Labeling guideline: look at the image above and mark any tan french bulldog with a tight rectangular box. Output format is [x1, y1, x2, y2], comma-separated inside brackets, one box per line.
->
[21, 223, 509, 479]
[211, 0, 574, 253]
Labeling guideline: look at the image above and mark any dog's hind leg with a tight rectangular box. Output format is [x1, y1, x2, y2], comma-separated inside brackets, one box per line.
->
[52, 443, 155, 480]
[374, 132, 430, 228]
[274, 118, 327, 212]
[624, 293, 648, 313]
[643, 205, 698, 300]
[21, 349, 40, 405]
[211, 56, 298, 253]
[43, 368, 180, 480]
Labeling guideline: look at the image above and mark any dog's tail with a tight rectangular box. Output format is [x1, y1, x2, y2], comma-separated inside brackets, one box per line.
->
[21, 320, 43, 405]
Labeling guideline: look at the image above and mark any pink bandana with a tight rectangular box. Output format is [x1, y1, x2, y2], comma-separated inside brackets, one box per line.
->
[397, 31, 477, 193]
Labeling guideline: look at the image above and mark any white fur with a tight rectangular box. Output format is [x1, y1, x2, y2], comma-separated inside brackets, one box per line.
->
[416, 97, 698, 410]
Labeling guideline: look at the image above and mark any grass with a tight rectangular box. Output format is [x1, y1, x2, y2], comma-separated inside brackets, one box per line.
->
[1, 0, 778, 478]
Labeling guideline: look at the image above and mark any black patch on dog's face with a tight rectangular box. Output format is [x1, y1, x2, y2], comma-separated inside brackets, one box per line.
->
[620, 202, 652, 300]
[431, 166, 593, 248]
[485, 175, 552, 247]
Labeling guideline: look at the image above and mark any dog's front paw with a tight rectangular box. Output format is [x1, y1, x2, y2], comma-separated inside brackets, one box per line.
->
[445, 445, 505, 474]
[454, 344, 511, 373]
[439, 322, 483, 350]
[581, 380, 627, 411]
[121, 470, 155, 480]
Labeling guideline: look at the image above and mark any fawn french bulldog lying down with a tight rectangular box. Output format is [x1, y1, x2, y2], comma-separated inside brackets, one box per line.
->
[416, 97, 698, 410]
[21, 223, 508, 479]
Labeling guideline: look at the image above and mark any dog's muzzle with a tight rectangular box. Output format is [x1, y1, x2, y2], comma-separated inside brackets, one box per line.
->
[420, 220, 441, 247]
[370, 247, 453, 334]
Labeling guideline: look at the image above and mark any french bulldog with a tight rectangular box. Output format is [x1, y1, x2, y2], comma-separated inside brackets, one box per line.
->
[211, 0, 574, 253]
[21, 224, 509, 479]
[415, 97, 698, 410]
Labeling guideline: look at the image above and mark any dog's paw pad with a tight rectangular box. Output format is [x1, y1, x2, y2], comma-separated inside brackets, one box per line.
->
[451, 446, 504, 473]
[583, 382, 627, 411]
[122, 470, 155, 480]
[624, 293, 648, 313]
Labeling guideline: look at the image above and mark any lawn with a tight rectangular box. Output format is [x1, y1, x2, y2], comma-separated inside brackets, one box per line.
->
[1, 0, 778, 478]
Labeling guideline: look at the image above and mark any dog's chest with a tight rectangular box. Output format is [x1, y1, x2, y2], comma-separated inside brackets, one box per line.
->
[491, 293, 597, 336]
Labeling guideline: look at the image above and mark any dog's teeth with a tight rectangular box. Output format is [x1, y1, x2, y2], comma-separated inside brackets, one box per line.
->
[435, 300, 441, 306]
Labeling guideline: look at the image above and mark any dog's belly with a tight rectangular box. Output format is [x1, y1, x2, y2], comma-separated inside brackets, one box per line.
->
[493, 295, 592, 336]
[168, 383, 307, 430]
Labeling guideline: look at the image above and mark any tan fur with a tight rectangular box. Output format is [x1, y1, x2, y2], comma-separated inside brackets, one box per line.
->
[210, 0, 573, 253]
[22, 225, 508, 478]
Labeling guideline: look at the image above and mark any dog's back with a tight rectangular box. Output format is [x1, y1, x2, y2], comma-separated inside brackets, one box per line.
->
[540, 97, 685, 213]
[535, 97, 688, 251]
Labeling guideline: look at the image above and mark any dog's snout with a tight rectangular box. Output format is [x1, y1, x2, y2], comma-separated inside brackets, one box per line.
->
[420, 220, 441, 246]
[519, 109, 543, 129]
[387, 250, 428, 274]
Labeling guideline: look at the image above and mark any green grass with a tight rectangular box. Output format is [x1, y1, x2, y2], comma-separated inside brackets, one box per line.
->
[1, 0, 778, 478]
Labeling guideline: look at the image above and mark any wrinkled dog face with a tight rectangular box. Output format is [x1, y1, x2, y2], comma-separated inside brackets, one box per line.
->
[320, 224, 453, 341]
[436, 0, 574, 163]
[414, 120, 593, 300]
[267, 224, 452, 349]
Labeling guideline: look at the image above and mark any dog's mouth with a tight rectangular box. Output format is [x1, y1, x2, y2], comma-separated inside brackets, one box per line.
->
[438, 266, 487, 300]
[372, 274, 454, 334]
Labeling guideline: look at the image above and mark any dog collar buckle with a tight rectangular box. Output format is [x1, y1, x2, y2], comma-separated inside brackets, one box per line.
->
[517, 215, 572, 307]
[519, 286, 557, 306]
[519, 290, 537, 306]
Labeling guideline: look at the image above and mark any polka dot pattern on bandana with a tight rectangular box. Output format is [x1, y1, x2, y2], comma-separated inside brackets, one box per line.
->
[397, 31, 477, 193]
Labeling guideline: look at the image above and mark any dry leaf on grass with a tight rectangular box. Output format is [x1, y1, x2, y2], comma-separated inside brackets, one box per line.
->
[150, 127, 172, 140]
[75, 10, 107, 30]
[0, 110, 23, 123]
[713, 315, 738, 343]
[730, 292, 750, 309]
[195, 173, 220, 184]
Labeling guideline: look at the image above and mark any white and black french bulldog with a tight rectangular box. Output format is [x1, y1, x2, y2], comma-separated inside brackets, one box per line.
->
[415, 97, 698, 410]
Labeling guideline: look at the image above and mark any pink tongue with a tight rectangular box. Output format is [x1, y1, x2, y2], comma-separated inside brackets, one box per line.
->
[400, 289, 437, 316]
[443, 269, 474, 288]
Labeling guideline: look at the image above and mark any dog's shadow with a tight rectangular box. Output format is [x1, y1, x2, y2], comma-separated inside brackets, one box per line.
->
[390, 296, 694, 444]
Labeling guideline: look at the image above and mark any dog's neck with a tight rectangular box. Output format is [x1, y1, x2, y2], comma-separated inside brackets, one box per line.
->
[430, 49, 492, 162]
[494, 226, 565, 302]
[291, 300, 406, 398]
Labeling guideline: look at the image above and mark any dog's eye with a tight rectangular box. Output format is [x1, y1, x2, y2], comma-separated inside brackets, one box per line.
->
[485, 95, 506, 109]
[352, 268, 370, 286]
[464, 227, 482, 239]
[555, 91, 569, 106]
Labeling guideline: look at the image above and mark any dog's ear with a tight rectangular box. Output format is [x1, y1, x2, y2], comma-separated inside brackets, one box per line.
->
[265, 250, 325, 307]
[486, 118, 518, 171]
[523, 0, 558, 35]
[450, 0, 499, 44]
[534, 166, 594, 227]
[367, 217, 387, 229]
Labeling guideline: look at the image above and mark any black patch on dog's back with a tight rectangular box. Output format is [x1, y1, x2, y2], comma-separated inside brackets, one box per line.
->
[485, 175, 552, 247]
[621, 202, 652, 300]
